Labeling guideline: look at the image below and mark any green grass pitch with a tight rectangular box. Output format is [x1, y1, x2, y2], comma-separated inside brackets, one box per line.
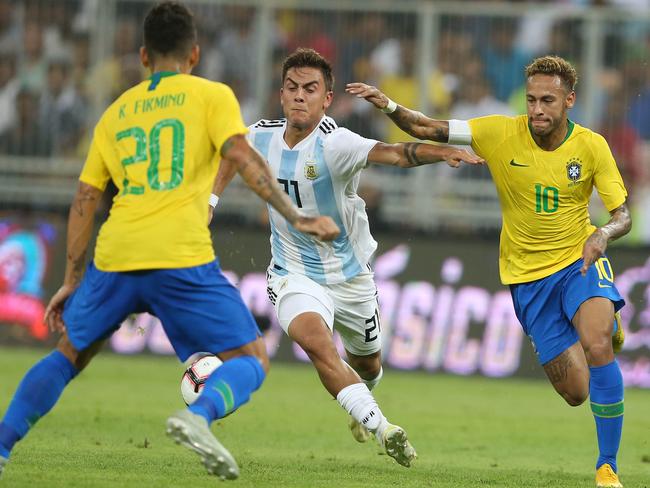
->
[0, 347, 649, 487]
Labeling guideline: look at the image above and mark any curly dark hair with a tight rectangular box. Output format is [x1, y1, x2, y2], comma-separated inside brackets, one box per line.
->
[282, 48, 334, 92]
[525, 55, 578, 92]
[143, 2, 197, 61]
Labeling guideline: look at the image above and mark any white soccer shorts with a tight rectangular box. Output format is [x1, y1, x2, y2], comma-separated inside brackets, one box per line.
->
[266, 269, 382, 356]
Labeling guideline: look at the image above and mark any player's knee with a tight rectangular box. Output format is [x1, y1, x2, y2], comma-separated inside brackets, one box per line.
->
[582, 337, 613, 365]
[256, 352, 270, 375]
[56, 336, 82, 370]
[353, 359, 381, 381]
[562, 387, 589, 406]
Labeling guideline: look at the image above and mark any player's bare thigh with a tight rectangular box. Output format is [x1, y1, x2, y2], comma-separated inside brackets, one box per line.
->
[543, 341, 589, 406]
[218, 336, 270, 374]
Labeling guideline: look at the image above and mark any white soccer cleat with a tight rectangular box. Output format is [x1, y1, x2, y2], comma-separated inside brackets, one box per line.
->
[0, 455, 6, 479]
[166, 409, 239, 480]
[348, 415, 371, 443]
[379, 423, 417, 468]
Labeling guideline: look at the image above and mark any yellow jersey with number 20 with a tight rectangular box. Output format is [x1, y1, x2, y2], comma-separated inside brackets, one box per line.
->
[80, 72, 247, 272]
[468, 115, 627, 285]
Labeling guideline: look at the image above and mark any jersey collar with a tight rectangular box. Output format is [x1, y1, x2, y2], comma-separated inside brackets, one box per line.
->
[148, 71, 180, 91]
[282, 115, 328, 151]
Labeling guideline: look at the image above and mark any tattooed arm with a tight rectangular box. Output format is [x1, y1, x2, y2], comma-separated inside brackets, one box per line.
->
[220, 134, 339, 241]
[346, 83, 451, 142]
[367, 142, 484, 169]
[45, 181, 103, 332]
[580, 202, 632, 275]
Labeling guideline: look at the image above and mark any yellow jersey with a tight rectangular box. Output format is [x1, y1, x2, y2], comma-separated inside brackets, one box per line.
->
[80, 72, 247, 271]
[468, 115, 627, 285]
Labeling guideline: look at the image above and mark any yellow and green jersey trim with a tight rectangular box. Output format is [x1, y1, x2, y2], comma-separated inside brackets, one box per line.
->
[527, 119, 575, 147]
[148, 71, 180, 91]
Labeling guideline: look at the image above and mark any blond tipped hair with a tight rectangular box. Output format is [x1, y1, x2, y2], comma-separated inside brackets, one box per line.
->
[525, 55, 578, 92]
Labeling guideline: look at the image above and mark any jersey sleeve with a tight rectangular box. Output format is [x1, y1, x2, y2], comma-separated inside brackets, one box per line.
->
[79, 120, 111, 191]
[592, 133, 628, 211]
[467, 115, 510, 160]
[324, 128, 378, 178]
[207, 83, 248, 156]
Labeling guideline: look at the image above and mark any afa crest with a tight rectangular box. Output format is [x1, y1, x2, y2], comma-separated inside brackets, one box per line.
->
[304, 162, 318, 180]
[566, 158, 582, 182]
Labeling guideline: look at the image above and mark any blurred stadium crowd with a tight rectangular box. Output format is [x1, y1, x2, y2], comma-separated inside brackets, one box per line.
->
[0, 0, 649, 242]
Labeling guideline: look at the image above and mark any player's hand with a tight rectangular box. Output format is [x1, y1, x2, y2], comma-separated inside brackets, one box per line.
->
[345, 83, 389, 110]
[580, 229, 608, 275]
[44, 284, 77, 333]
[294, 216, 340, 241]
[443, 148, 485, 168]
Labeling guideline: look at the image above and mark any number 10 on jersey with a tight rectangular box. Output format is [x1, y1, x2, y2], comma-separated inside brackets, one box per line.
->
[535, 184, 559, 213]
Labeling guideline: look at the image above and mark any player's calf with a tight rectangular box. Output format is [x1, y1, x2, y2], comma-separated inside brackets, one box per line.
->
[0, 350, 78, 461]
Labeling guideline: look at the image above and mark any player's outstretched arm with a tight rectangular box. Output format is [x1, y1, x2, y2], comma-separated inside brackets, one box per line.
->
[580, 202, 632, 275]
[44, 181, 103, 332]
[346, 82, 450, 142]
[221, 134, 340, 241]
[367, 142, 484, 169]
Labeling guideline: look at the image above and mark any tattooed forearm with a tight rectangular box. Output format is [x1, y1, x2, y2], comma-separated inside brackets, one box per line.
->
[598, 203, 632, 241]
[223, 134, 301, 225]
[544, 350, 573, 384]
[388, 107, 423, 137]
[67, 251, 87, 283]
[64, 182, 101, 285]
[403, 143, 421, 167]
[237, 153, 300, 225]
[432, 125, 449, 142]
[388, 107, 449, 142]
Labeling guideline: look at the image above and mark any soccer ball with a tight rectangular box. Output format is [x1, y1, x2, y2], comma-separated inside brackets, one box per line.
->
[180, 354, 223, 405]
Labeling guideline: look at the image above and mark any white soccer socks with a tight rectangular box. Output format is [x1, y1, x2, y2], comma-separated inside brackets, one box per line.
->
[336, 382, 388, 436]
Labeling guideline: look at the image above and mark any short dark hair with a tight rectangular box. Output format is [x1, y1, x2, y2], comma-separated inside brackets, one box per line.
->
[282, 48, 334, 92]
[525, 55, 578, 92]
[143, 2, 197, 61]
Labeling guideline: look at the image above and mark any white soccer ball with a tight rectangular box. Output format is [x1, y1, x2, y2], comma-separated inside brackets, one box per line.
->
[180, 354, 223, 405]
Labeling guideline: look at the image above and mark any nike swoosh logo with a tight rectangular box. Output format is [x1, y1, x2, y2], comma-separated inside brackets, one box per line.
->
[598, 282, 612, 288]
[509, 159, 530, 167]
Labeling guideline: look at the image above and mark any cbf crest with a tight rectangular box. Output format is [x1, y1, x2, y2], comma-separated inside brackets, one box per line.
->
[566, 158, 582, 183]
[304, 160, 318, 180]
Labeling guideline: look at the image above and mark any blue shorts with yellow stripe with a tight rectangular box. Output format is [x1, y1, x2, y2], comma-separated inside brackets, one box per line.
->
[62, 259, 260, 362]
[510, 257, 625, 365]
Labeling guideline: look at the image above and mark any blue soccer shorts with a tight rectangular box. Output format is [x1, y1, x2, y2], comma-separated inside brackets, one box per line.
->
[509, 256, 625, 365]
[62, 259, 260, 362]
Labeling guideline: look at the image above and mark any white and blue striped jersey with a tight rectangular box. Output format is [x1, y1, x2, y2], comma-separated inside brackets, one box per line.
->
[249, 115, 378, 285]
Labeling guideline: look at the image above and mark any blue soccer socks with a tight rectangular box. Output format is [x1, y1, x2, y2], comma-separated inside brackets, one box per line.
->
[0, 351, 78, 457]
[189, 355, 265, 424]
[589, 360, 624, 473]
